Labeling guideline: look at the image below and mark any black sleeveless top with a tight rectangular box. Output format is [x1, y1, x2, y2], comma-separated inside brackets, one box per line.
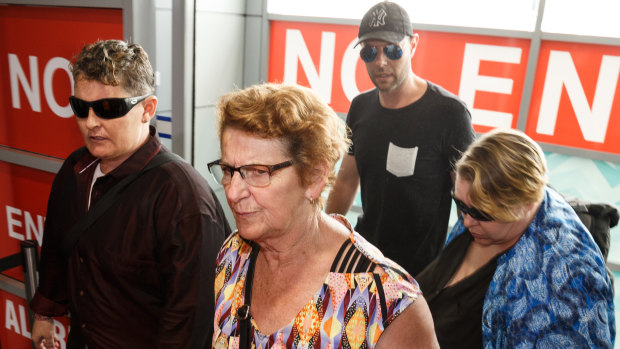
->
[415, 232, 499, 349]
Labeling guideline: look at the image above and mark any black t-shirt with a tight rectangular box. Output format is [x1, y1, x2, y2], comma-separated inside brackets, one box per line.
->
[415, 232, 498, 348]
[346, 82, 476, 275]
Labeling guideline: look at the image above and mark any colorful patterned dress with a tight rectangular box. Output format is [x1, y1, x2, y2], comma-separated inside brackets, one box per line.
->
[212, 215, 420, 349]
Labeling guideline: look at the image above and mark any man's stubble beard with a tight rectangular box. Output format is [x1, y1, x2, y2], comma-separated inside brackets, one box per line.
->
[373, 68, 408, 93]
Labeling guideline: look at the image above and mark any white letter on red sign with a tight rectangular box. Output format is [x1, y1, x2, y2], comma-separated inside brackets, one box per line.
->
[44, 57, 73, 118]
[4, 299, 20, 334]
[537, 51, 620, 143]
[9, 54, 41, 112]
[341, 38, 362, 102]
[459, 43, 522, 128]
[18, 303, 31, 339]
[6, 205, 24, 241]
[284, 29, 335, 103]
[54, 319, 67, 349]
[24, 211, 45, 246]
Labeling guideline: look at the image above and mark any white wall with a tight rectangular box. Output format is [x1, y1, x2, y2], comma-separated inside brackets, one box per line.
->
[193, 0, 248, 228]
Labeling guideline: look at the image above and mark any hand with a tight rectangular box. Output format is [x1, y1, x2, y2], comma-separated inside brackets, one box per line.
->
[32, 315, 60, 349]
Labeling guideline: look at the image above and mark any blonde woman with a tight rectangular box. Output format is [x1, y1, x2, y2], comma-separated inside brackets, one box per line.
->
[416, 129, 615, 348]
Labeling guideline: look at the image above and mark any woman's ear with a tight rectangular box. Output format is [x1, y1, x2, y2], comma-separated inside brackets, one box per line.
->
[141, 95, 158, 123]
[306, 160, 329, 200]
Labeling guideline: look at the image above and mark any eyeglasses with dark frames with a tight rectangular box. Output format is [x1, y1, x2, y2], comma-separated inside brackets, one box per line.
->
[451, 191, 493, 222]
[207, 160, 293, 187]
[359, 43, 404, 63]
[69, 94, 151, 119]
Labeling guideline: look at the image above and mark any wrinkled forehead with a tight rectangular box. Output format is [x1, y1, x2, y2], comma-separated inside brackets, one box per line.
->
[221, 127, 289, 163]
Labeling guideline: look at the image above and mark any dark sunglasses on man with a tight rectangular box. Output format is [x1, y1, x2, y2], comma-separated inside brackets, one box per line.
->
[69, 94, 151, 119]
[359, 43, 404, 63]
[451, 191, 494, 222]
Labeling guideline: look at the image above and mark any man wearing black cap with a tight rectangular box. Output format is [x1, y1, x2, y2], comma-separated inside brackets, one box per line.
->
[326, 1, 475, 276]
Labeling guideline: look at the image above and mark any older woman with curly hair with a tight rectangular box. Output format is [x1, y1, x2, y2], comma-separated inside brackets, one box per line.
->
[209, 83, 438, 349]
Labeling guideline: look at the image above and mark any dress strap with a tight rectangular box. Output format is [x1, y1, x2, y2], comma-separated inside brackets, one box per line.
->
[238, 243, 260, 349]
[329, 238, 387, 325]
[330, 238, 376, 273]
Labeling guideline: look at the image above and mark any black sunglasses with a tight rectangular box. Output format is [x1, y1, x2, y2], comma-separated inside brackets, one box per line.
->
[451, 191, 493, 222]
[359, 44, 403, 63]
[69, 94, 151, 119]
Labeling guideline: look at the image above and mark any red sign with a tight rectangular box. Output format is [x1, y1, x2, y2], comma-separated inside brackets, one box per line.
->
[269, 21, 366, 114]
[526, 40, 620, 154]
[268, 20, 620, 156]
[0, 162, 54, 281]
[1, 289, 70, 349]
[268, 21, 530, 132]
[0, 5, 123, 159]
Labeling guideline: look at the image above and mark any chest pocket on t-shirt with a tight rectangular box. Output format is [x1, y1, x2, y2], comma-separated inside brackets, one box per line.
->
[386, 142, 418, 177]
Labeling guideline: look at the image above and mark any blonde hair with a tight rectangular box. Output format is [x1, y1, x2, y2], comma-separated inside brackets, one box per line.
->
[216, 83, 351, 208]
[456, 129, 547, 222]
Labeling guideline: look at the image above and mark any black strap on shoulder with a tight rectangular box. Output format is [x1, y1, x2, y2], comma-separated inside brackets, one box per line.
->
[373, 273, 389, 327]
[330, 239, 387, 325]
[238, 243, 260, 349]
[144, 151, 183, 171]
[61, 151, 183, 257]
[330, 239, 376, 273]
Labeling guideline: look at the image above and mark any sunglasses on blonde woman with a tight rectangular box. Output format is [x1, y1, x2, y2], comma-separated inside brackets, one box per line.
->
[451, 191, 493, 222]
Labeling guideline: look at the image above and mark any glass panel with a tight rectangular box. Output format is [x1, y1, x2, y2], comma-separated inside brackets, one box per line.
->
[267, 0, 377, 20]
[542, 0, 620, 38]
[267, 0, 539, 32]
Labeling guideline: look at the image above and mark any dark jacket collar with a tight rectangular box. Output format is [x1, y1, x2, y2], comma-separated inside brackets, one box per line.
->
[73, 126, 162, 179]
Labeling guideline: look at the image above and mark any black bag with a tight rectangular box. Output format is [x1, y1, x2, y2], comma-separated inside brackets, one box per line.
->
[562, 194, 619, 293]
[565, 197, 619, 261]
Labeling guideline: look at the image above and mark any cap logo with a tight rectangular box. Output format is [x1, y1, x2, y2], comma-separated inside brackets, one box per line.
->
[368, 8, 387, 28]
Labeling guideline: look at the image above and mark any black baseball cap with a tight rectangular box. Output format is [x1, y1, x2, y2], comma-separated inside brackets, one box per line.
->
[356, 1, 413, 46]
